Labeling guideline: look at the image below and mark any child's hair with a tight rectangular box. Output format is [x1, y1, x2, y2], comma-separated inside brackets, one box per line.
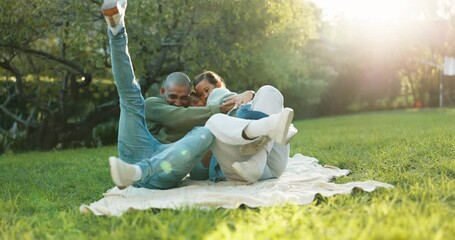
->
[189, 91, 200, 98]
[188, 91, 204, 106]
[194, 71, 225, 88]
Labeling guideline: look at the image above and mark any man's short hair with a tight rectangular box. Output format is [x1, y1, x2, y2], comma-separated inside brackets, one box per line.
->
[163, 72, 191, 89]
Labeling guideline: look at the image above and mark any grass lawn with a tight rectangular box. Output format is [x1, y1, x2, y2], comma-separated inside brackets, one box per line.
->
[1, 109, 454, 239]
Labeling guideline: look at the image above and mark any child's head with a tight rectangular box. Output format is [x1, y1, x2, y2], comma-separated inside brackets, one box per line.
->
[193, 71, 225, 103]
[188, 92, 205, 107]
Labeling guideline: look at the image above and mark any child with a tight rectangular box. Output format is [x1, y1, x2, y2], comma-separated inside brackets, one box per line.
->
[193, 71, 298, 183]
[193, 71, 268, 119]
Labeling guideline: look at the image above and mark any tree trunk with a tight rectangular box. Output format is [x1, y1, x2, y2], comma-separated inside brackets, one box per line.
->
[24, 103, 119, 151]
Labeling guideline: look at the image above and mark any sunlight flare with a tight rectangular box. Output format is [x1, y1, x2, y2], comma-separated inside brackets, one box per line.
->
[160, 161, 173, 173]
[314, 0, 426, 23]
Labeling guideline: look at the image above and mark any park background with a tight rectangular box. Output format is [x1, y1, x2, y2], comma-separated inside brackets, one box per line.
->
[0, 0, 454, 154]
[0, 1, 454, 239]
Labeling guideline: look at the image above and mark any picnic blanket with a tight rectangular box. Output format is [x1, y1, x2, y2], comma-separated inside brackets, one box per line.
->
[80, 154, 393, 216]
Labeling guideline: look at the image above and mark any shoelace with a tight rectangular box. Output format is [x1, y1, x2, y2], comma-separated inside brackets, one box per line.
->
[226, 104, 239, 116]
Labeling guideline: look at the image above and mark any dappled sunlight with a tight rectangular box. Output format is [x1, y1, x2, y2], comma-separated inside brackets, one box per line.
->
[180, 149, 189, 157]
[315, 0, 446, 44]
[315, 0, 436, 23]
[313, 0, 451, 57]
[310, 0, 455, 112]
[200, 133, 208, 140]
[315, 0, 450, 43]
[158, 147, 194, 173]
[159, 161, 172, 173]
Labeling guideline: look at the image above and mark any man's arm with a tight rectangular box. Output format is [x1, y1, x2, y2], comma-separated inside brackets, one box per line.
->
[145, 97, 221, 130]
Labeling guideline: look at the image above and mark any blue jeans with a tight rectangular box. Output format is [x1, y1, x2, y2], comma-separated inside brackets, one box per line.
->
[109, 28, 214, 189]
[236, 104, 268, 120]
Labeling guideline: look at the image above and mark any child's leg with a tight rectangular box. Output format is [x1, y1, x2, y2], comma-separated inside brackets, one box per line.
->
[234, 130, 291, 182]
[240, 85, 297, 153]
[205, 111, 293, 183]
[232, 149, 267, 183]
[237, 85, 283, 157]
[236, 104, 268, 120]
[260, 142, 290, 180]
[235, 85, 295, 180]
[250, 85, 284, 115]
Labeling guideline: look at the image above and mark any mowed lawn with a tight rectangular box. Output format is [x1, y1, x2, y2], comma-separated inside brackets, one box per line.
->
[1, 109, 454, 239]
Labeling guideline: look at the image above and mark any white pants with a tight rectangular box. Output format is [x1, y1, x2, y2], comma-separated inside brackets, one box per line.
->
[205, 85, 290, 181]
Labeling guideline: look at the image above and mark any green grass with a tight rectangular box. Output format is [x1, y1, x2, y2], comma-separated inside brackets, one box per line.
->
[1, 109, 454, 239]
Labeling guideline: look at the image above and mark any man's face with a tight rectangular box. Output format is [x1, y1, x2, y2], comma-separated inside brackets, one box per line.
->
[161, 84, 190, 106]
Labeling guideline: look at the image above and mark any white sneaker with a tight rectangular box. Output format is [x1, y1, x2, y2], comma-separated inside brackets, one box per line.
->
[102, 0, 127, 35]
[232, 161, 262, 183]
[239, 135, 271, 155]
[267, 108, 294, 144]
[240, 123, 298, 155]
[109, 156, 136, 189]
[284, 124, 298, 144]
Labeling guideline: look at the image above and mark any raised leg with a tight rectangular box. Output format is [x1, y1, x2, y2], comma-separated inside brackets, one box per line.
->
[109, 28, 159, 163]
[104, 1, 215, 190]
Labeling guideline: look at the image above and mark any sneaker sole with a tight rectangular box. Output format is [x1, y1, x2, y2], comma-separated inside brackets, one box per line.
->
[102, 6, 119, 16]
[239, 135, 271, 155]
[284, 125, 298, 145]
[102, 7, 120, 28]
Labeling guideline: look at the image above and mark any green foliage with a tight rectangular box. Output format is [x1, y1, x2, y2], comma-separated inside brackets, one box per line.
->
[0, 78, 118, 151]
[0, 0, 108, 77]
[182, 0, 321, 90]
[1, 109, 454, 239]
[126, 0, 322, 92]
[0, 0, 115, 152]
[0, 0, 322, 151]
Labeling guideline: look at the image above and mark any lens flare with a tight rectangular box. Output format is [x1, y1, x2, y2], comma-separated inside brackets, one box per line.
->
[160, 161, 172, 173]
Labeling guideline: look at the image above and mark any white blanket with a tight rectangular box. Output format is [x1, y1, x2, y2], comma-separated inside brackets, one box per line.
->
[80, 154, 393, 216]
